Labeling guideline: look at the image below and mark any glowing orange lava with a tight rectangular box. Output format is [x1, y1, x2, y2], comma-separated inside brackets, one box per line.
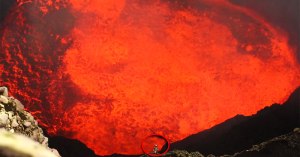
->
[1, 0, 299, 156]
[61, 0, 300, 155]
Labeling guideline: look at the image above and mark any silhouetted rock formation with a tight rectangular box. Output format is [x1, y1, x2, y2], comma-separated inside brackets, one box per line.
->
[150, 128, 300, 157]
[228, 128, 300, 157]
[170, 87, 300, 155]
[47, 134, 141, 157]
[48, 136, 99, 157]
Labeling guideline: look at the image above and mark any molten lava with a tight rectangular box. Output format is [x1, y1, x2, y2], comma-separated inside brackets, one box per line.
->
[0, 0, 299, 155]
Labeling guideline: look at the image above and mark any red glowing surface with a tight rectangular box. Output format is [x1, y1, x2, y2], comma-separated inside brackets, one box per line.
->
[141, 134, 170, 156]
[1, 0, 299, 155]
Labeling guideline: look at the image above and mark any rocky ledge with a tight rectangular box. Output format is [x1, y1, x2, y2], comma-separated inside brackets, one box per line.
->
[151, 128, 300, 157]
[0, 86, 60, 157]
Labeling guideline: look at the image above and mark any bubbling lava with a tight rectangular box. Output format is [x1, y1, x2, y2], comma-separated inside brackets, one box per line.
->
[1, 0, 300, 155]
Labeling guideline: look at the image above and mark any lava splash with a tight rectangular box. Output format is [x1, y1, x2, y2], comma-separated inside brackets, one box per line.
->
[0, 0, 299, 155]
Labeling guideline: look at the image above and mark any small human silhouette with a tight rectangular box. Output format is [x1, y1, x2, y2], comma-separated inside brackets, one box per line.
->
[151, 144, 159, 154]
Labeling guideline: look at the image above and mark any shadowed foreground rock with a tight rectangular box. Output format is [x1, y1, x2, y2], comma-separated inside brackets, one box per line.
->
[0, 130, 58, 157]
[228, 128, 300, 157]
[145, 128, 300, 157]
[171, 87, 300, 155]
[0, 86, 60, 157]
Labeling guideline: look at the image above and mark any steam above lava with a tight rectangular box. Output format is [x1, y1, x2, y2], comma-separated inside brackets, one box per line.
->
[0, 0, 299, 155]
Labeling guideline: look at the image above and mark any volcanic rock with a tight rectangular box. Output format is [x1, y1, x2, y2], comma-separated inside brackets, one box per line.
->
[0, 129, 59, 157]
[0, 86, 60, 157]
[146, 128, 300, 157]
[224, 127, 300, 157]
[170, 87, 300, 155]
